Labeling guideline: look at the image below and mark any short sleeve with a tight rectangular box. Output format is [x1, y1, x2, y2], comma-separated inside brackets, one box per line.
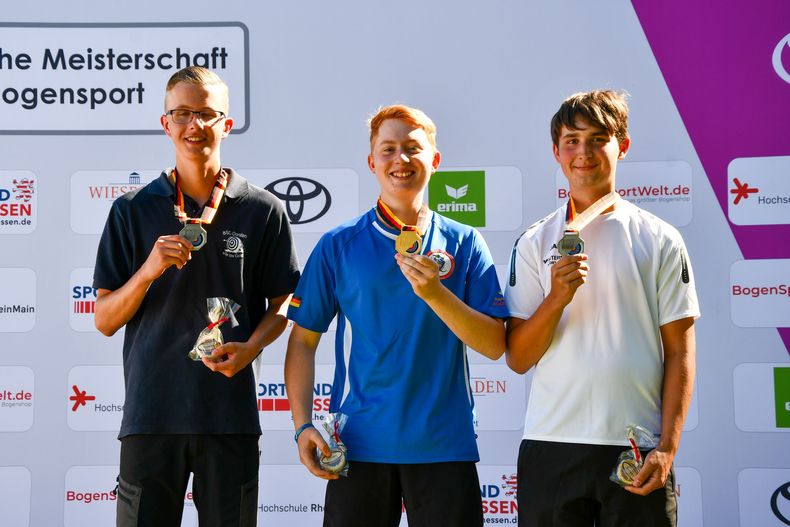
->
[656, 233, 700, 326]
[287, 233, 339, 332]
[504, 233, 546, 320]
[464, 229, 509, 318]
[93, 200, 134, 292]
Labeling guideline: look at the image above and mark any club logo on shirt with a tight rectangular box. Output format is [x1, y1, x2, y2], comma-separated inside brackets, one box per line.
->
[222, 231, 246, 259]
[426, 250, 455, 280]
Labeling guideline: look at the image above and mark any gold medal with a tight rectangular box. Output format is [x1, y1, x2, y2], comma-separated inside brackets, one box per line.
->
[395, 229, 422, 255]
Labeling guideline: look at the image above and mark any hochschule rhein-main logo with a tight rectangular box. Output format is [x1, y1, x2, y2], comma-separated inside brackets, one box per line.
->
[428, 170, 486, 227]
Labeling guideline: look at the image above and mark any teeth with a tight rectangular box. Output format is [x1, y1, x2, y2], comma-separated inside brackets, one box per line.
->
[390, 172, 412, 178]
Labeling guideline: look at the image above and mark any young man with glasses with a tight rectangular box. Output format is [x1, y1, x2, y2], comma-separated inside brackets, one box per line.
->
[93, 66, 299, 526]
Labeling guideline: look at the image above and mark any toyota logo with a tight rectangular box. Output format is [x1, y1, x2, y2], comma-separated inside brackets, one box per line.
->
[265, 177, 331, 224]
[772, 481, 790, 525]
[773, 33, 790, 84]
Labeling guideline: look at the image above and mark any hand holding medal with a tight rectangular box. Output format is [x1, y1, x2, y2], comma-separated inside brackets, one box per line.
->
[558, 191, 619, 256]
[609, 425, 657, 487]
[319, 413, 349, 477]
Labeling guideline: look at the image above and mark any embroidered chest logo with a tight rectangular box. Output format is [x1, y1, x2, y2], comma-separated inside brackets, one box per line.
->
[222, 230, 246, 259]
[543, 243, 562, 266]
[426, 250, 455, 280]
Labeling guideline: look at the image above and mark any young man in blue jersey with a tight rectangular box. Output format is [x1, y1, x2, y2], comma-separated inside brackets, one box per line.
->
[285, 104, 508, 526]
[505, 90, 699, 526]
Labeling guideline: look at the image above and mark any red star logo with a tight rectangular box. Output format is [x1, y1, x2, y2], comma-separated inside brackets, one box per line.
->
[730, 177, 759, 205]
[69, 385, 96, 412]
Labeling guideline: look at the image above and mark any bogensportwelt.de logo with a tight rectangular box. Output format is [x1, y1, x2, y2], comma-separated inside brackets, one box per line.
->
[555, 161, 692, 226]
[64, 466, 197, 527]
[0, 171, 36, 234]
[0, 366, 34, 431]
[734, 363, 790, 432]
[70, 170, 157, 234]
[728, 156, 790, 226]
[67, 366, 124, 431]
[0, 268, 36, 332]
[730, 259, 790, 328]
[428, 167, 523, 230]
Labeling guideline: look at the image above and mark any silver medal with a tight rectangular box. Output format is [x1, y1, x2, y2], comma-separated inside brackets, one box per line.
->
[180, 223, 207, 251]
[557, 230, 584, 256]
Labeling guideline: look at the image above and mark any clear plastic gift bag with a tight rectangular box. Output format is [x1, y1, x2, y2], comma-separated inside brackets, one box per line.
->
[188, 297, 240, 361]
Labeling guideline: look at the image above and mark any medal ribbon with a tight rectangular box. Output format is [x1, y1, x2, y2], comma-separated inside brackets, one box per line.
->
[172, 167, 228, 225]
[564, 190, 620, 232]
[376, 197, 428, 235]
[627, 429, 642, 463]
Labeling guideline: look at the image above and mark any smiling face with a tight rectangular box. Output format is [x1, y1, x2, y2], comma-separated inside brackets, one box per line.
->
[368, 118, 441, 209]
[160, 81, 233, 166]
[553, 116, 629, 199]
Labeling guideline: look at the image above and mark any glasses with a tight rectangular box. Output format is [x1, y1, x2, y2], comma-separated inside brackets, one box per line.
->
[166, 109, 226, 125]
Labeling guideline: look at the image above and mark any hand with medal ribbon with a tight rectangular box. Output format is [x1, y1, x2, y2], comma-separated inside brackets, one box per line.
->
[319, 413, 349, 477]
[172, 167, 228, 251]
[609, 425, 657, 487]
[188, 297, 241, 361]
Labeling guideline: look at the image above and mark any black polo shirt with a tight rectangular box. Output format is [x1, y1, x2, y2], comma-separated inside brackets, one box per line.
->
[93, 168, 300, 438]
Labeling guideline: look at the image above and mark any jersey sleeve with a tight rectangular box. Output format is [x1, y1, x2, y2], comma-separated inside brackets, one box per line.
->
[656, 231, 701, 326]
[287, 233, 339, 333]
[93, 199, 134, 292]
[464, 229, 509, 318]
[504, 233, 546, 320]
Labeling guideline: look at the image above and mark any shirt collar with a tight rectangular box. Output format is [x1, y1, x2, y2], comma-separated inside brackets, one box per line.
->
[149, 167, 247, 200]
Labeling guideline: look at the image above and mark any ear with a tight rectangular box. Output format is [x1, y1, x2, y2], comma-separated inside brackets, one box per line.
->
[367, 153, 375, 173]
[552, 143, 561, 163]
[618, 136, 631, 159]
[221, 117, 234, 138]
[161, 114, 171, 137]
[432, 150, 441, 171]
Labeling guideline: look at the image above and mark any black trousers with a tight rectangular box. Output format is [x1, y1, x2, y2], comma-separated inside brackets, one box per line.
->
[517, 440, 677, 527]
[323, 460, 484, 527]
[117, 434, 259, 527]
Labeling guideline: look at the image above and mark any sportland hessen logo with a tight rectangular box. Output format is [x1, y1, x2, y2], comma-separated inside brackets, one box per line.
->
[258, 381, 332, 413]
[773, 33, 790, 84]
[429, 170, 486, 227]
[0, 172, 36, 232]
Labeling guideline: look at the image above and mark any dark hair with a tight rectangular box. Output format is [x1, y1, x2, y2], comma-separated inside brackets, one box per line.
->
[550, 90, 629, 146]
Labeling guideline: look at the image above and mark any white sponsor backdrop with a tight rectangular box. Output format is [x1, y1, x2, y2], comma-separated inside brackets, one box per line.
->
[0, 2, 787, 526]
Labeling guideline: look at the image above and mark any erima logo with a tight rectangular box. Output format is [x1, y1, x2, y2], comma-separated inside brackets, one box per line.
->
[438, 184, 477, 212]
[446, 184, 468, 199]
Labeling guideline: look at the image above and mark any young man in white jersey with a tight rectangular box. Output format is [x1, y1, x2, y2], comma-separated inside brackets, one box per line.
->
[505, 90, 699, 526]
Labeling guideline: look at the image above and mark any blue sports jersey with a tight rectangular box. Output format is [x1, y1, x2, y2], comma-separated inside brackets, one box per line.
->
[288, 208, 508, 463]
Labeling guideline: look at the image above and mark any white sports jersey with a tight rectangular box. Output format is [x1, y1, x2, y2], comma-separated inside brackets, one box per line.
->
[505, 200, 700, 445]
